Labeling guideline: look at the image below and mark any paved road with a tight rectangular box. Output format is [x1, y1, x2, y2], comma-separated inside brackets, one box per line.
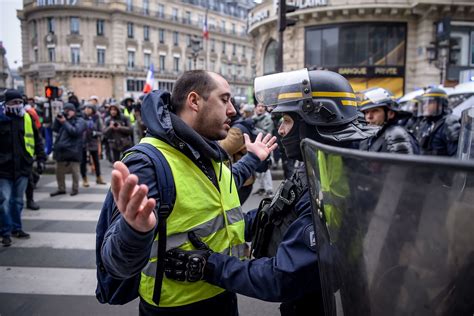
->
[0, 161, 282, 316]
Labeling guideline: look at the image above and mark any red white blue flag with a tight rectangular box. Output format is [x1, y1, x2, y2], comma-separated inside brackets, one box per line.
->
[202, 13, 209, 40]
[143, 63, 154, 94]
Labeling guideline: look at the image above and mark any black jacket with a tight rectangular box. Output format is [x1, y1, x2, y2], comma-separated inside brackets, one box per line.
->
[52, 115, 86, 162]
[0, 112, 46, 180]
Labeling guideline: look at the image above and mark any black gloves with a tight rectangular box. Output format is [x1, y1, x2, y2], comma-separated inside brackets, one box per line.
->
[36, 161, 45, 174]
[164, 231, 213, 282]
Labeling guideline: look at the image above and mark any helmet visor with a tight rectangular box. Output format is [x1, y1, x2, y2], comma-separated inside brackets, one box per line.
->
[400, 100, 420, 117]
[254, 68, 312, 111]
[418, 97, 443, 117]
[359, 87, 395, 106]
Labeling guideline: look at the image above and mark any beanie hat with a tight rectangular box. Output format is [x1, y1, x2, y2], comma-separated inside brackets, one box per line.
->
[63, 102, 76, 112]
[4, 89, 23, 104]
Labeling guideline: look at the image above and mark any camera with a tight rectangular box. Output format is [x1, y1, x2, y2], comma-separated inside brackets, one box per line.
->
[57, 112, 65, 118]
[113, 122, 119, 127]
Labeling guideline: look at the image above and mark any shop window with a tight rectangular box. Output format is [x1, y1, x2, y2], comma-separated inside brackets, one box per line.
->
[263, 40, 277, 75]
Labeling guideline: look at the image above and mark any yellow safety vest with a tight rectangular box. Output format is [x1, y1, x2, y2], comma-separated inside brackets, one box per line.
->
[138, 137, 246, 307]
[23, 113, 35, 157]
[123, 108, 136, 124]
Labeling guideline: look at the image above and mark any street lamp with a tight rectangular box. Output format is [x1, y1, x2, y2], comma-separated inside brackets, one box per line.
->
[190, 36, 202, 70]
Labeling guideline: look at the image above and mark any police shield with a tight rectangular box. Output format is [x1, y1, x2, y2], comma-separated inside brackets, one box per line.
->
[457, 107, 474, 160]
[302, 139, 474, 316]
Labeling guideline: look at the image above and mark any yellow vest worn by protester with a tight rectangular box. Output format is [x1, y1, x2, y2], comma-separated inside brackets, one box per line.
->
[138, 137, 247, 307]
[23, 113, 35, 157]
[123, 108, 136, 124]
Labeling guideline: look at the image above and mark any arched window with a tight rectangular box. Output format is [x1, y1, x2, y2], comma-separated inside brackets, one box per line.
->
[263, 40, 278, 75]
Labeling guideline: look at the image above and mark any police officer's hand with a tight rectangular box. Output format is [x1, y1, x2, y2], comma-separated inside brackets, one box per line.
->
[244, 132, 278, 161]
[36, 161, 45, 174]
[111, 161, 157, 233]
[164, 232, 213, 282]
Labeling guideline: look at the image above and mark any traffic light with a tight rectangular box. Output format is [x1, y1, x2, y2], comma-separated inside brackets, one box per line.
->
[45, 86, 59, 99]
[278, 0, 298, 32]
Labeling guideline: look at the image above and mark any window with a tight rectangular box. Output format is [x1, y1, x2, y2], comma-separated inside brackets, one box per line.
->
[70, 17, 80, 34]
[143, 0, 149, 15]
[186, 34, 191, 47]
[96, 19, 105, 36]
[144, 53, 151, 68]
[97, 48, 105, 65]
[157, 4, 164, 18]
[471, 31, 474, 65]
[172, 8, 178, 21]
[174, 56, 180, 72]
[211, 39, 215, 52]
[305, 23, 406, 68]
[185, 11, 191, 24]
[450, 32, 470, 66]
[71, 47, 80, 64]
[47, 17, 55, 33]
[127, 22, 134, 38]
[242, 46, 246, 57]
[263, 40, 277, 74]
[34, 48, 38, 62]
[210, 61, 215, 72]
[126, 0, 133, 11]
[127, 79, 145, 92]
[232, 23, 236, 35]
[222, 41, 226, 54]
[221, 21, 226, 32]
[159, 29, 165, 44]
[187, 57, 192, 70]
[128, 51, 135, 68]
[144, 25, 150, 41]
[31, 20, 38, 38]
[48, 47, 55, 62]
[173, 31, 179, 46]
[232, 43, 236, 56]
[159, 55, 166, 71]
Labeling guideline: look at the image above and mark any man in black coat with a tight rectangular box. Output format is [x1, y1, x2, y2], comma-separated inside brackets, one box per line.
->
[0, 89, 46, 247]
[50, 103, 86, 197]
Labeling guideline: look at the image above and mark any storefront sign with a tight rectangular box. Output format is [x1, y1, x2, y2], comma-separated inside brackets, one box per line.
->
[288, 0, 329, 8]
[329, 66, 404, 77]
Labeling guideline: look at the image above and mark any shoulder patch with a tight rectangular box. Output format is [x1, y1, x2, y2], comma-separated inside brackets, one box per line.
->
[303, 224, 317, 251]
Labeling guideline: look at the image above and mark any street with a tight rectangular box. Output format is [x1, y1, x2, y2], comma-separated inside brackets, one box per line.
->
[0, 162, 281, 316]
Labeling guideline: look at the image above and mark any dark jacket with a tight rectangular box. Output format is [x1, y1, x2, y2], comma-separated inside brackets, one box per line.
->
[100, 91, 261, 313]
[416, 114, 460, 156]
[0, 111, 46, 180]
[83, 113, 103, 151]
[52, 115, 86, 162]
[103, 113, 133, 152]
[359, 123, 420, 154]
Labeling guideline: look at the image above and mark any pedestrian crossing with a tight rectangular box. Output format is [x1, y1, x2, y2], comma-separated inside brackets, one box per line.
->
[0, 164, 140, 315]
[0, 162, 280, 316]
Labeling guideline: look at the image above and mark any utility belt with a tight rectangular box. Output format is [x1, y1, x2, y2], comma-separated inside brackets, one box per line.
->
[251, 178, 303, 258]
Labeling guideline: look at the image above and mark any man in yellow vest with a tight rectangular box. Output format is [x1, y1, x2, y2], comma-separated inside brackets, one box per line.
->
[0, 89, 46, 247]
[101, 70, 277, 315]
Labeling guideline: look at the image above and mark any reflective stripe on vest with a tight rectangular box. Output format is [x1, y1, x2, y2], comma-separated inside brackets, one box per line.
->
[24, 113, 35, 157]
[124, 108, 135, 123]
[138, 137, 246, 308]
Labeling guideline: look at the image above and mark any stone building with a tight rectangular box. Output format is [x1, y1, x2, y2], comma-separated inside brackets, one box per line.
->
[18, 0, 255, 102]
[249, 0, 474, 97]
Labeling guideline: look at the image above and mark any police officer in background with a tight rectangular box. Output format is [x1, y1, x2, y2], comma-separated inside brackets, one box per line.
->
[415, 87, 460, 156]
[164, 69, 376, 315]
[358, 87, 419, 154]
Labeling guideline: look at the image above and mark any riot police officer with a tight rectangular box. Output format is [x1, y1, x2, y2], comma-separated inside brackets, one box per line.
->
[358, 87, 419, 154]
[164, 69, 376, 315]
[415, 87, 460, 156]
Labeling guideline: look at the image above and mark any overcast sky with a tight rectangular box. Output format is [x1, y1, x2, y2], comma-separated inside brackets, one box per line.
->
[0, 0, 23, 69]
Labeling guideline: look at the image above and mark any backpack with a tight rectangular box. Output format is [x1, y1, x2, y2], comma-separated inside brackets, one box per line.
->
[95, 142, 176, 305]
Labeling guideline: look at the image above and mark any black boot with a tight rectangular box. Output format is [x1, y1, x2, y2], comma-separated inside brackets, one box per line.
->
[50, 190, 66, 197]
[26, 199, 40, 211]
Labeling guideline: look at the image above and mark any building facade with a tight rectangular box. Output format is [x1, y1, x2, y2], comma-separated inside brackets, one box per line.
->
[18, 0, 255, 101]
[249, 0, 474, 97]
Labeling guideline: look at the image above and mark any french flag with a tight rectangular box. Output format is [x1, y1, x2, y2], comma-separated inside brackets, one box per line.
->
[143, 63, 154, 94]
[202, 13, 209, 40]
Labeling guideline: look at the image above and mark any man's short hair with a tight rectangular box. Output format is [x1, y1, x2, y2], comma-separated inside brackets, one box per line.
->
[170, 70, 217, 113]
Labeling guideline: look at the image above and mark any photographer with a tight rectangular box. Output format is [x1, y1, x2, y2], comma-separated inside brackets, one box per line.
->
[50, 103, 86, 197]
[103, 102, 133, 163]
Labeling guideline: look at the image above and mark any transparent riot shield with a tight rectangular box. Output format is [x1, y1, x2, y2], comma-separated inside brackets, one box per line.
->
[457, 107, 474, 160]
[302, 139, 474, 316]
